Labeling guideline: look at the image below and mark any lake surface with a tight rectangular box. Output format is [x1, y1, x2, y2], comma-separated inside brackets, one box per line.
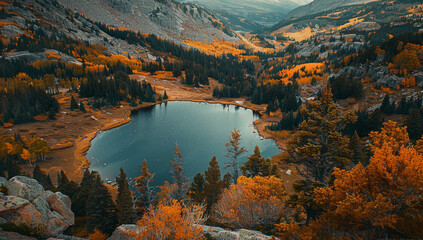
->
[86, 101, 281, 186]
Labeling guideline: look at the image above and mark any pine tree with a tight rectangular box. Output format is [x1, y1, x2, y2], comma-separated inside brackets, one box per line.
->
[188, 173, 205, 204]
[72, 169, 95, 217]
[286, 86, 356, 185]
[7, 159, 21, 179]
[204, 156, 224, 213]
[223, 173, 232, 188]
[32, 164, 53, 189]
[136, 159, 155, 217]
[56, 170, 78, 199]
[241, 146, 272, 177]
[86, 175, 118, 234]
[224, 129, 247, 184]
[70, 95, 78, 111]
[349, 131, 368, 165]
[285, 86, 356, 224]
[79, 101, 86, 113]
[406, 108, 423, 141]
[116, 168, 133, 225]
[170, 146, 188, 201]
[380, 95, 391, 115]
[163, 90, 168, 100]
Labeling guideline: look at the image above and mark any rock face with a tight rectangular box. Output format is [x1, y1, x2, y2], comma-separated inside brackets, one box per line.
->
[0, 176, 74, 238]
[57, 0, 238, 43]
[108, 224, 273, 240]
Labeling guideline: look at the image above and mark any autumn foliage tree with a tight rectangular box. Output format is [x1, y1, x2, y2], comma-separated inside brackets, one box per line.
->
[278, 121, 423, 239]
[212, 176, 286, 229]
[134, 200, 206, 240]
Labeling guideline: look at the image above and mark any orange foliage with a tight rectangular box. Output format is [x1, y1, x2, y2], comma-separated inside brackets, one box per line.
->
[0, 21, 21, 28]
[271, 63, 326, 85]
[369, 120, 409, 152]
[44, 51, 61, 60]
[311, 143, 423, 238]
[87, 228, 108, 240]
[278, 122, 423, 239]
[212, 176, 286, 229]
[134, 200, 206, 240]
[33, 114, 48, 121]
[183, 39, 245, 56]
[401, 75, 416, 88]
[84, 54, 142, 72]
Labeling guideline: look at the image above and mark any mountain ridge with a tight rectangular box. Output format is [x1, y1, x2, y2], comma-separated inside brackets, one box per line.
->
[285, 0, 377, 20]
[57, 0, 238, 43]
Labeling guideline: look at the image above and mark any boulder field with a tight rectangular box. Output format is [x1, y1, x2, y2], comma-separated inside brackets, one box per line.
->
[0, 176, 74, 238]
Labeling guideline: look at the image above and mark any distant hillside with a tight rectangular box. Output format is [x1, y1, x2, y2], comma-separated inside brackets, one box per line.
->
[57, 0, 238, 43]
[177, 0, 311, 32]
[269, 0, 423, 42]
[285, 0, 375, 20]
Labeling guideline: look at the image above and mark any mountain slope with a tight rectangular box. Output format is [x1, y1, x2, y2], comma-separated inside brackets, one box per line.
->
[57, 0, 238, 43]
[270, 0, 423, 42]
[178, 0, 312, 31]
[285, 0, 377, 20]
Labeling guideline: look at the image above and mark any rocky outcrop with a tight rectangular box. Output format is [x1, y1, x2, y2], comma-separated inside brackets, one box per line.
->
[107, 224, 144, 240]
[0, 176, 74, 238]
[200, 225, 273, 240]
[108, 224, 273, 240]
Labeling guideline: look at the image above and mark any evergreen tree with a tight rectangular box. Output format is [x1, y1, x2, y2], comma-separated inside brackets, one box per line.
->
[70, 95, 78, 111]
[285, 86, 356, 223]
[116, 168, 133, 225]
[56, 170, 78, 199]
[240, 146, 272, 177]
[86, 175, 118, 234]
[349, 131, 368, 165]
[224, 129, 247, 184]
[188, 173, 205, 204]
[72, 169, 95, 217]
[136, 159, 155, 217]
[32, 164, 53, 189]
[7, 159, 21, 179]
[380, 95, 392, 115]
[204, 156, 224, 213]
[406, 108, 423, 141]
[79, 101, 86, 113]
[286, 86, 356, 184]
[367, 108, 384, 133]
[222, 173, 232, 188]
[170, 146, 188, 201]
[163, 90, 168, 100]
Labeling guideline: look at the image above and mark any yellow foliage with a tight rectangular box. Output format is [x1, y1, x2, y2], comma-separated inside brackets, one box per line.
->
[213, 176, 286, 229]
[267, 63, 326, 85]
[182, 39, 245, 56]
[44, 51, 61, 60]
[87, 229, 108, 240]
[369, 121, 409, 153]
[134, 200, 206, 240]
